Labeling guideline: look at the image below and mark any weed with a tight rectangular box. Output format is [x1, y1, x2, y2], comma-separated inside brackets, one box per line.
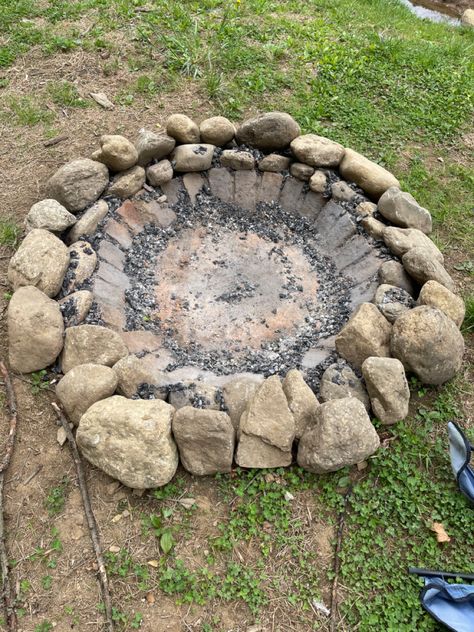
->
[45, 477, 68, 515]
[30, 370, 50, 395]
[48, 81, 88, 108]
[41, 575, 53, 590]
[462, 295, 474, 333]
[34, 622, 53, 632]
[0, 220, 20, 248]
[2, 97, 53, 126]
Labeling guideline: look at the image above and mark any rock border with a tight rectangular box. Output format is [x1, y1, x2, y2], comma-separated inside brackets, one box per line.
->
[6, 112, 465, 488]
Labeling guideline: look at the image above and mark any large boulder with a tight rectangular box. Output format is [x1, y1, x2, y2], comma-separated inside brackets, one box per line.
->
[172, 407, 235, 475]
[297, 398, 380, 473]
[339, 149, 400, 200]
[77, 396, 178, 489]
[282, 369, 319, 439]
[135, 130, 176, 166]
[391, 306, 464, 385]
[61, 325, 128, 373]
[402, 247, 455, 292]
[290, 134, 344, 167]
[8, 229, 69, 297]
[172, 144, 215, 172]
[222, 377, 263, 430]
[166, 114, 200, 143]
[417, 280, 465, 328]
[92, 135, 138, 171]
[319, 363, 369, 409]
[56, 363, 118, 425]
[378, 187, 432, 234]
[361, 357, 410, 424]
[235, 376, 295, 468]
[383, 226, 443, 263]
[199, 116, 235, 146]
[47, 159, 109, 213]
[236, 112, 300, 150]
[373, 284, 415, 323]
[335, 303, 392, 368]
[26, 199, 76, 233]
[8, 286, 64, 373]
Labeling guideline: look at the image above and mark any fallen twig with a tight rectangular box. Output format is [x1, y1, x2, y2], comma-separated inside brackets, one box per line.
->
[43, 134, 69, 147]
[329, 486, 352, 632]
[0, 361, 18, 631]
[51, 402, 114, 631]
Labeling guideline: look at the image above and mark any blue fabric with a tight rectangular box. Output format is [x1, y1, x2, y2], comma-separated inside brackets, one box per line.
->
[448, 422, 474, 505]
[421, 578, 474, 632]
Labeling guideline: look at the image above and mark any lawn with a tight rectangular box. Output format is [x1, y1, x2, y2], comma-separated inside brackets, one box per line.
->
[0, 0, 473, 630]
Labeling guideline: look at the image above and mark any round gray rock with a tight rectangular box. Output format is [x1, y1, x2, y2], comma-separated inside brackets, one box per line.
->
[199, 116, 235, 146]
[135, 130, 176, 166]
[61, 324, 128, 373]
[107, 165, 145, 198]
[8, 286, 64, 373]
[290, 134, 344, 168]
[8, 229, 69, 297]
[378, 187, 432, 234]
[236, 112, 300, 150]
[77, 396, 178, 489]
[391, 306, 464, 385]
[361, 357, 410, 424]
[26, 199, 76, 233]
[47, 159, 109, 213]
[166, 114, 200, 143]
[56, 363, 118, 425]
[146, 160, 173, 186]
[297, 398, 380, 473]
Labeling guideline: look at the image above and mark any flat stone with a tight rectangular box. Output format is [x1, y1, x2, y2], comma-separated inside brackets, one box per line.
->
[166, 114, 200, 143]
[66, 200, 109, 244]
[279, 176, 305, 212]
[26, 199, 76, 233]
[199, 116, 235, 146]
[290, 162, 314, 181]
[348, 278, 379, 310]
[391, 306, 464, 385]
[378, 260, 416, 297]
[208, 167, 234, 203]
[173, 144, 215, 172]
[62, 324, 128, 373]
[77, 396, 178, 489]
[335, 302, 391, 368]
[135, 130, 175, 166]
[257, 171, 283, 203]
[417, 280, 465, 328]
[96, 261, 130, 290]
[160, 178, 182, 205]
[234, 170, 259, 210]
[134, 200, 177, 228]
[402, 247, 455, 291]
[116, 200, 147, 234]
[297, 398, 380, 473]
[108, 165, 145, 198]
[343, 252, 382, 286]
[8, 286, 64, 373]
[239, 376, 295, 451]
[47, 159, 109, 213]
[56, 363, 118, 425]
[339, 148, 400, 200]
[236, 112, 300, 150]
[172, 407, 235, 475]
[362, 357, 410, 424]
[169, 381, 220, 410]
[378, 187, 432, 234]
[183, 172, 206, 204]
[221, 149, 255, 170]
[258, 154, 291, 172]
[235, 434, 292, 468]
[333, 235, 375, 271]
[8, 229, 69, 297]
[92, 134, 138, 171]
[119, 331, 162, 354]
[59, 290, 93, 327]
[146, 160, 173, 186]
[113, 354, 169, 399]
[383, 226, 443, 263]
[98, 240, 125, 270]
[65, 241, 97, 292]
[222, 377, 263, 430]
[373, 284, 415, 323]
[298, 191, 325, 220]
[282, 369, 319, 439]
[104, 219, 132, 249]
[315, 201, 356, 249]
[290, 134, 344, 167]
[319, 363, 370, 409]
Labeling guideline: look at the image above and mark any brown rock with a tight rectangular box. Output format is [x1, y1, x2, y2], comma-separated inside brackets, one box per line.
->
[331, 181, 356, 202]
[92, 135, 138, 171]
[26, 199, 76, 233]
[235, 434, 292, 468]
[166, 114, 200, 143]
[172, 407, 235, 475]
[146, 160, 173, 186]
[236, 112, 300, 150]
[282, 369, 319, 439]
[62, 324, 128, 373]
[290, 162, 314, 181]
[135, 130, 175, 166]
[402, 247, 455, 291]
[290, 134, 344, 167]
[173, 144, 215, 172]
[378, 260, 416, 297]
[378, 187, 432, 234]
[108, 165, 145, 198]
[169, 381, 220, 410]
[258, 154, 291, 172]
[220, 150, 255, 170]
[8, 229, 69, 297]
[339, 148, 400, 200]
[335, 303, 391, 368]
[199, 116, 235, 146]
[65, 241, 97, 292]
[383, 226, 443, 262]
[47, 158, 109, 213]
[112, 354, 168, 399]
[66, 200, 109, 244]
[222, 377, 263, 430]
[58, 290, 93, 326]
[319, 363, 370, 409]
[308, 170, 328, 194]
[417, 280, 465, 327]
[8, 286, 64, 373]
[361, 216, 386, 240]
[361, 357, 410, 424]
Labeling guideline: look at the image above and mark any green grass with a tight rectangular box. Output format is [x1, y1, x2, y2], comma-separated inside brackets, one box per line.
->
[47, 80, 89, 108]
[0, 219, 21, 247]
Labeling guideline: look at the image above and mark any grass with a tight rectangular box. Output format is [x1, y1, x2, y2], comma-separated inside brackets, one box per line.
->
[0, 0, 473, 629]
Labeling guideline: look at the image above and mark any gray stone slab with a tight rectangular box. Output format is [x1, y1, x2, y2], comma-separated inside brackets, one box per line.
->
[183, 172, 207, 204]
[301, 335, 337, 369]
[234, 170, 260, 210]
[333, 235, 375, 272]
[343, 253, 383, 286]
[297, 191, 325, 220]
[161, 178, 182, 205]
[257, 171, 283, 204]
[315, 201, 356, 248]
[208, 167, 234, 203]
[98, 240, 125, 270]
[349, 278, 378, 309]
[96, 261, 130, 290]
[278, 176, 305, 213]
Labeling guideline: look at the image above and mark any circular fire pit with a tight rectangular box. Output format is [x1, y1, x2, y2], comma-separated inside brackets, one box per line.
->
[6, 112, 465, 488]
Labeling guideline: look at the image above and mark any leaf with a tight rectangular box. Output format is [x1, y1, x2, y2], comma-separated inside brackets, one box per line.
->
[160, 530, 174, 554]
[430, 522, 451, 543]
[178, 497, 196, 509]
[147, 559, 159, 568]
[89, 91, 114, 109]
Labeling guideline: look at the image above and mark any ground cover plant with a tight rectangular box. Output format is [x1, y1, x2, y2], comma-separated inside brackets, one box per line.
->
[0, 0, 473, 630]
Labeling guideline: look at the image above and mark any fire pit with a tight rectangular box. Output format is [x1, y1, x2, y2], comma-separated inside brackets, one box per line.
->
[6, 112, 465, 488]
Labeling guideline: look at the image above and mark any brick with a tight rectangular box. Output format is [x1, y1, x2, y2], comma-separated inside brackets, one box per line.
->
[349, 279, 378, 309]
[183, 172, 207, 204]
[257, 172, 283, 204]
[116, 200, 146, 234]
[315, 201, 356, 249]
[105, 218, 132, 250]
[297, 191, 325, 220]
[343, 253, 382, 286]
[279, 176, 305, 212]
[98, 240, 125, 270]
[234, 170, 260, 210]
[134, 200, 177, 228]
[333, 235, 374, 272]
[208, 167, 234, 203]
[96, 261, 130, 290]
[161, 178, 182, 205]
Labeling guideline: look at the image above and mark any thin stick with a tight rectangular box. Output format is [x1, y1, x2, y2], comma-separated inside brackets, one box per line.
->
[51, 402, 114, 631]
[330, 486, 352, 632]
[0, 361, 18, 631]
